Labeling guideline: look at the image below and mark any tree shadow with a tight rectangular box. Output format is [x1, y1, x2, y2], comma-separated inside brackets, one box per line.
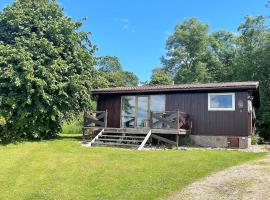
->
[57, 134, 82, 141]
[0, 134, 83, 146]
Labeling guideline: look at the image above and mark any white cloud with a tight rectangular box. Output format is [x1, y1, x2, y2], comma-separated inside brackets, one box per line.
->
[123, 24, 129, 29]
[119, 19, 129, 23]
[164, 30, 171, 36]
[112, 18, 129, 23]
[113, 18, 136, 33]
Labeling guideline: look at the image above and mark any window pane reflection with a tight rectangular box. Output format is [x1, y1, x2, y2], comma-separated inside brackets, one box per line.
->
[137, 96, 148, 127]
[150, 95, 165, 112]
[121, 96, 135, 128]
[210, 95, 233, 108]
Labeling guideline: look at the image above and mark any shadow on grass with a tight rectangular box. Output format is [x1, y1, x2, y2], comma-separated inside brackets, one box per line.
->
[0, 134, 83, 146]
[25, 134, 83, 143]
[56, 134, 83, 141]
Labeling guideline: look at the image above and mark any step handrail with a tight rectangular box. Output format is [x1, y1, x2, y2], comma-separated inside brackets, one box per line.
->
[138, 129, 152, 150]
[87, 128, 104, 147]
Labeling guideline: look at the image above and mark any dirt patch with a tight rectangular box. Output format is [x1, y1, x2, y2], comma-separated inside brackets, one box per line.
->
[165, 155, 270, 200]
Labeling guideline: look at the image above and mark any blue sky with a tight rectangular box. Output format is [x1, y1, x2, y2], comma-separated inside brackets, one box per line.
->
[0, 0, 269, 82]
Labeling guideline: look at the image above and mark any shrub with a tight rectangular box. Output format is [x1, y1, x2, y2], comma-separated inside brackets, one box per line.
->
[179, 136, 195, 146]
[251, 134, 260, 145]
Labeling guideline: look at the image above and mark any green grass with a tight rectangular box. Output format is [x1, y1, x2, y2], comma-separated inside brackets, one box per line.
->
[62, 119, 82, 134]
[0, 135, 265, 200]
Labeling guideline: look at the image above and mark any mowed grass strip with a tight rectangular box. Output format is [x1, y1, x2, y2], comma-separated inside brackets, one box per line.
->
[0, 135, 265, 200]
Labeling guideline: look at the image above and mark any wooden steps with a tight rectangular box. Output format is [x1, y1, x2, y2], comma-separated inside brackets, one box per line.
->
[100, 134, 146, 139]
[89, 128, 151, 149]
[96, 138, 144, 143]
[93, 142, 139, 148]
[84, 128, 183, 149]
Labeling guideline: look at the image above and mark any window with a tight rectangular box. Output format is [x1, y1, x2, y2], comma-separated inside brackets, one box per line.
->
[137, 96, 149, 128]
[150, 95, 165, 112]
[121, 95, 166, 128]
[208, 93, 235, 111]
[121, 96, 135, 128]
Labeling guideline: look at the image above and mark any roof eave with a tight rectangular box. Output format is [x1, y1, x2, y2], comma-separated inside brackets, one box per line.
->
[92, 85, 259, 95]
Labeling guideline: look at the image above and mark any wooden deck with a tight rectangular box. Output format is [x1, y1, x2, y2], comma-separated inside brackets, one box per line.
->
[93, 127, 190, 135]
[82, 110, 192, 149]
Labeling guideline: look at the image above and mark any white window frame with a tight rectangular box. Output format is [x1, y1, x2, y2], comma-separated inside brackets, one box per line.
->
[208, 93, 235, 111]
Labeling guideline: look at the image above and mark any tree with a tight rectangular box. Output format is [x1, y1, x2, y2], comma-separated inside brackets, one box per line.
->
[96, 56, 139, 87]
[96, 56, 122, 72]
[147, 67, 172, 85]
[236, 16, 267, 81]
[149, 73, 173, 85]
[235, 16, 270, 140]
[120, 71, 139, 86]
[162, 18, 211, 83]
[256, 34, 270, 140]
[0, 0, 96, 143]
[208, 30, 237, 82]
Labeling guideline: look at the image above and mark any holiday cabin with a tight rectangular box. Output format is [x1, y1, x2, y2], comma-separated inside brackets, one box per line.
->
[83, 81, 260, 149]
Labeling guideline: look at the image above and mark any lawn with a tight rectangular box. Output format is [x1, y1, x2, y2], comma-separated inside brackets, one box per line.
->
[0, 135, 265, 200]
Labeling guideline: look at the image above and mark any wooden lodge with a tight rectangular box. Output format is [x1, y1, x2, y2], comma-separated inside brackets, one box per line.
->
[83, 81, 260, 149]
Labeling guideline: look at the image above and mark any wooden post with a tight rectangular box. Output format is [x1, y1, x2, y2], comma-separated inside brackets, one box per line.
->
[176, 135, 179, 147]
[177, 110, 180, 130]
[149, 111, 152, 128]
[83, 111, 87, 127]
[82, 127, 85, 139]
[105, 110, 108, 128]
[82, 111, 86, 139]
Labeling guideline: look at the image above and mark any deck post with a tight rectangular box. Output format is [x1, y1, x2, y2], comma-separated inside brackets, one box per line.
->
[177, 110, 180, 130]
[149, 111, 152, 128]
[176, 135, 179, 147]
[82, 111, 86, 139]
[105, 110, 108, 128]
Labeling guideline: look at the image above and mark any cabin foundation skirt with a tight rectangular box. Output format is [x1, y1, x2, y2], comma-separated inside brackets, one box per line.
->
[189, 135, 251, 149]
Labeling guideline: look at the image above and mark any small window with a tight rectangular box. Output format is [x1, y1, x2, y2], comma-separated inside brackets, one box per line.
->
[208, 93, 235, 111]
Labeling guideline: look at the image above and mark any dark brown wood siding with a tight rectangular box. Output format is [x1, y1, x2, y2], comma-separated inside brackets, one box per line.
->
[96, 91, 250, 136]
[97, 94, 121, 128]
[165, 91, 249, 136]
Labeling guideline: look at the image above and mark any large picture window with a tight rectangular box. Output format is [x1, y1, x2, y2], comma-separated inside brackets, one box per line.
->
[121, 95, 165, 128]
[208, 93, 235, 111]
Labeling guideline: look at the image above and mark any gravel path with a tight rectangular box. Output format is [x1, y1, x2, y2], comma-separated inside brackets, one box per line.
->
[166, 154, 270, 200]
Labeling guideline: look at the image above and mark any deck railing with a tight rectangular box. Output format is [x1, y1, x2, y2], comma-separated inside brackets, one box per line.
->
[84, 111, 107, 128]
[83, 110, 191, 131]
[150, 111, 191, 130]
